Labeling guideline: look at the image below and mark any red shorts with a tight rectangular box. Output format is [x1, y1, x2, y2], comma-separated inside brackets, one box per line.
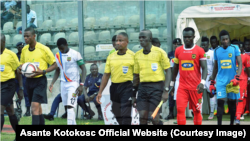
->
[239, 79, 247, 100]
[176, 88, 203, 112]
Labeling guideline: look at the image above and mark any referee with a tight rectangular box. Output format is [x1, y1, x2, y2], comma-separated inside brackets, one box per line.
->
[132, 29, 171, 125]
[19, 27, 57, 125]
[1, 33, 23, 138]
[96, 32, 134, 125]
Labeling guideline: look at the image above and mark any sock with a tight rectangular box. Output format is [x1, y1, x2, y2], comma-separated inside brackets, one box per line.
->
[210, 97, 215, 113]
[193, 111, 202, 125]
[217, 99, 224, 125]
[32, 115, 40, 125]
[228, 100, 236, 125]
[243, 98, 246, 114]
[67, 108, 75, 125]
[177, 107, 186, 125]
[236, 101, 243, 120]
[1, 114, 4, 131]
[39, 115, 45, 125]
[9, 115, 18, 133]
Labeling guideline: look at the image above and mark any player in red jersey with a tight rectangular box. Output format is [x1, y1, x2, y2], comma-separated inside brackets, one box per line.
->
[244, 39, 250, 115]
[235, 41, 250, 124]
[172, 27, 207, 125]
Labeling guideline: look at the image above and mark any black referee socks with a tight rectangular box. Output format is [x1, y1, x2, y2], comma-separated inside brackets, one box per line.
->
[32, 115, 40, 125]
[1, 114, 4, 131]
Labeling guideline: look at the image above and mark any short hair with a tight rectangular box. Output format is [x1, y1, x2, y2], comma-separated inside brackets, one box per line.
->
[183, 27, 195, 34]
[140, 29, 153, 38]
[210, 36, 217, 41]
[219, 30, 230, 39]
[201, 36, 209, 43]
[24, 27, 36, 35]
[231, 39, 238, 44]
[117, 32, 128, 39]
[173, 38, 182, 44]
[152, 38, 160, 44]
[90, 63, 98, 67]
[112, 35, 117, 42]
[57, 38, 68, 46]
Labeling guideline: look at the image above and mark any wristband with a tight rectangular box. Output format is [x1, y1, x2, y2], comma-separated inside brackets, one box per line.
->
[132, 86, 138, 97]
[170, 81, 175, 87]
[201, 79, 206, 85]
[80, 83, 84, 86]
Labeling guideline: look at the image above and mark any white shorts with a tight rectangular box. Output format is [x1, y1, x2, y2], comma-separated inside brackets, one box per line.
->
[61, 81, 79, 108]
[205, 74, 211, 93]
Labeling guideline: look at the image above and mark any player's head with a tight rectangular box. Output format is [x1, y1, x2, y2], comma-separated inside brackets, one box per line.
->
[219, 30, 230, 48]
[183, 27, 195, 47]
[152, 38, 161, 47]
[116, 32, 129, 51]
[244, 39, 250, 52]
[237, 41, 244, 54]
[90, 63, 98, 76]
[16, 42, 25, 53]
[139, 29, 152, 48]
[24, 27, 36, 44]
[112, 35, 118, 50]
[27, 5, 30, 13]
[57, 38, 69, 53]
[173, 38, 182, 51]
[210, 36, 218, 49]
[1, 33, 6, 52]
[200, 36, 209, 52]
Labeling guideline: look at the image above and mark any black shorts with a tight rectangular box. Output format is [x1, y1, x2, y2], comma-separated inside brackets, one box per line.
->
[136, 81, 164, 112]
[26, 75, 47, 104]
[1, 79, 16, 106]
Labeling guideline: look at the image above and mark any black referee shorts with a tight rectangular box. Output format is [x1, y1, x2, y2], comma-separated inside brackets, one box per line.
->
[136, 81, 164, 112]
[26, 75, 47, 104]
[1, 79, 16, 106]
[110, 81, 133, 125]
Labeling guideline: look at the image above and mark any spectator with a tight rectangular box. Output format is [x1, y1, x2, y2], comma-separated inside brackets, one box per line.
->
[77, 64, 103, 120]
[16, 4, 37, 34]
[1, 0, 17, 29]
[168, 38, 182, 61]
[109, 35, 117, 54]
[152, 38, 161, 47]
[44, 64, 103, 121]
[15, 42, 31, 116]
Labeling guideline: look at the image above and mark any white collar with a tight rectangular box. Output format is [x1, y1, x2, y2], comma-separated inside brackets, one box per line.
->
[183, 44, 195, 50]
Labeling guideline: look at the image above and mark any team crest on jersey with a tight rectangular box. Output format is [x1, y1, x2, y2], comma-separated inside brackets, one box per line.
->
[228, 53, 232, 58]
[67, 57, 71, 61]
[207, 56, 210, 59]
[192, 54, 196, 59]
[0, 65, 5, 72]
[72, 93, 77, 98]
[151, 63, 158, 71]
[122, 66, 129, 74]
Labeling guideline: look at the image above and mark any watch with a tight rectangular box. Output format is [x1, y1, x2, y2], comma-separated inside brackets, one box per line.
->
[19, 86, 24, 90]
[43, 70, 46, 75]
[165, 87, 169, 92]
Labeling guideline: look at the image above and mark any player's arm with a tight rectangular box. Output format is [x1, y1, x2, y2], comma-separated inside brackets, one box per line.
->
[236, 55, 242, 76]
[209, 60, 218, 81]
[197, 60, 207, 93]
[75, 63, 87, 96]
[49, 67, 60, 92]
[15, 68, 23, 100]
[96, 73, 111, 104]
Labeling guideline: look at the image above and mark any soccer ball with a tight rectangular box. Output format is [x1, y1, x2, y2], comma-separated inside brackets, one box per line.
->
[21, 63, 37, 78]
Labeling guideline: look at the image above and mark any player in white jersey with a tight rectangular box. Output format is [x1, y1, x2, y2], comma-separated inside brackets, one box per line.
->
[49, 38, 87, 125]
[200, 37, 216, 119]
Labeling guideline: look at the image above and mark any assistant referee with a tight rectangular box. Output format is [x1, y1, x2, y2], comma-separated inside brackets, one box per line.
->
[132, 29, 171, 125]
[1, 33, 23, 139]
[96, 32, 134, 125]
[19, 27, 57, 125]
